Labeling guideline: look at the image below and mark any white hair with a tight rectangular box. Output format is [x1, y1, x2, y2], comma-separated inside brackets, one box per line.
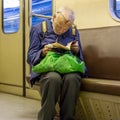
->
[58, 7, 75, 22]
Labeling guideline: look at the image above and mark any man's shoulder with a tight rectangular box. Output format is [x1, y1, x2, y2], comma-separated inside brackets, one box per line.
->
[31, 19, 52, 31]
[31, 23, 41, 32]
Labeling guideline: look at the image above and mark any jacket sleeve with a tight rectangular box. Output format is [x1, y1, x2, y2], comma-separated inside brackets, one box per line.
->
[27, 26, 43, 66]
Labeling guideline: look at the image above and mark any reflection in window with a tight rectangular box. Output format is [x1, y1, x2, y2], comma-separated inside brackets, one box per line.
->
[109, 0, 120, 21]
[32, 0, 52, 26]
[115, 0, 120, 18]
[3, 0, 20, 33]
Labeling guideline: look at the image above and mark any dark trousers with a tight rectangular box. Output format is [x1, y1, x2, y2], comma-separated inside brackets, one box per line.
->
[38, 72, 81, 120]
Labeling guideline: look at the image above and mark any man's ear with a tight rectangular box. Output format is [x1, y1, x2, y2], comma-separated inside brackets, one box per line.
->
[66, 21, 72, 26]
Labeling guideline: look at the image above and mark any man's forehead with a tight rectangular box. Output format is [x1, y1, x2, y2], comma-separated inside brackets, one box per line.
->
[56, 11, 68, 22]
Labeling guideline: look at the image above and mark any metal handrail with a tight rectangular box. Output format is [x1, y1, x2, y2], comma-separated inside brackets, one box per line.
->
[32, 13, 52, 19]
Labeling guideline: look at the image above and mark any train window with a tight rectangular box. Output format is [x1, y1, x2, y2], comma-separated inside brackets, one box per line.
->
[31, 0, 52, 26]
[109, 0, 120, 21]
[3, 0, 20, 33]
[115, 0, 120, 18]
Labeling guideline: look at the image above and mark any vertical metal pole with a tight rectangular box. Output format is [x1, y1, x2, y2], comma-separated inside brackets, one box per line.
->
[29, 0, 32, 28]
[22, 0, 26, 97]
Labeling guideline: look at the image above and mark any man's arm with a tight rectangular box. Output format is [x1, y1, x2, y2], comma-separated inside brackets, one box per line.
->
[27, 24, 53, 66]
[27, 26, 42, 66]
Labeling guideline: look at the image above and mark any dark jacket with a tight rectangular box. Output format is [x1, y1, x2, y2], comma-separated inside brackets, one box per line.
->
[27, 19, 87, 85]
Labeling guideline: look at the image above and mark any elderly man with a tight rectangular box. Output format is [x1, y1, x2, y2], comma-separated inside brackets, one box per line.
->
[27, 6, 87, 120]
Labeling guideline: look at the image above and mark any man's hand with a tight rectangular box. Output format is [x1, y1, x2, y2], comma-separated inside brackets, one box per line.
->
[41, 44, 53, 57]
[70, 40, 79, 55]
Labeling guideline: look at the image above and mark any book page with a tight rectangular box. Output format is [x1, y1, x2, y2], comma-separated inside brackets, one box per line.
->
[51, 42, 70, 50]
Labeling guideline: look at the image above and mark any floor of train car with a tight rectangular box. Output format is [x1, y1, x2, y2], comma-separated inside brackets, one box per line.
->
[0, 92, 40, 120]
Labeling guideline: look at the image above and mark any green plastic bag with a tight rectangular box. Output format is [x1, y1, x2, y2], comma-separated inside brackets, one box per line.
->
[32, 51, 60, 73]
[54, 52, 85, 74]
[32, 51, 85, 74]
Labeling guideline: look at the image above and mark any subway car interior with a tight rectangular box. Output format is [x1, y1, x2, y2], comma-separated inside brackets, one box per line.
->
[0, 0, 120, 120]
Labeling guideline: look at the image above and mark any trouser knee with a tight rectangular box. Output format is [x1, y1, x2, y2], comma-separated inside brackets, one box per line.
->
[63, 73, 81, 86]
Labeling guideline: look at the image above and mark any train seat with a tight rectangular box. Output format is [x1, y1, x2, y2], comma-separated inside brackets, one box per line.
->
[81, 78, 120, 96]
[26, 74, 120, 96]
[26, 26, 120, 94]
[26, 26, 120, 120]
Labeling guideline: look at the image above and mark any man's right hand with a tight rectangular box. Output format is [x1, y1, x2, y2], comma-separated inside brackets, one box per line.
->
[41, 44, 53, 57]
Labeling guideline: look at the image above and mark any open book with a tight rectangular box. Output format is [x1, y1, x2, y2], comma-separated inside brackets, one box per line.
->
[51, 42, 70, 50]
[50, 42, 72, 50]
[46, 42, 74, 50]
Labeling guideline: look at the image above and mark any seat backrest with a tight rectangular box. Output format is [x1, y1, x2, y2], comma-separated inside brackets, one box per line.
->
[79, 26, 120, 80]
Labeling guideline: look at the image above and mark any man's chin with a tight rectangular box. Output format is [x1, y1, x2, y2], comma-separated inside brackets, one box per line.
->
[54, 31, 62, 35]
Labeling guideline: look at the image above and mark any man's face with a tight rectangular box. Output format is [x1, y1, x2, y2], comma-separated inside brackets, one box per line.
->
[53, 12, 72, 35]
